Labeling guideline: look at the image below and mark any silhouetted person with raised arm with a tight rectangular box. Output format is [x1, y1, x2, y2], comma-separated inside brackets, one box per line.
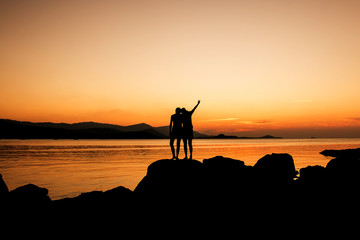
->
[169, 107, 182, 160]
[181, 100, 200, 160]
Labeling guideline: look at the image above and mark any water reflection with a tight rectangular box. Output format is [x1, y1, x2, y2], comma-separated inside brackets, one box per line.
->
[1, 139, 359, 200]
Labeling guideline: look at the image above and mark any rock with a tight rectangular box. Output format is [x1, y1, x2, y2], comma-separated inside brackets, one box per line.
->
[298, 165, 327, 185]
[254, 153, 297, 185]
[317, 148, 360, 191]
[104, 185, 133, 201]
[77, 190, 104, 203]
[9, 184, 51, 208]
[53, 186, 133, 208]
[0, 174, 9, 197]
[134, 159, 204, 198]
[51, 186, 135, 224]
[203, 156, 245, 170]
[326, 155, 360, 171]
[320, 148, 360, 158]
[326, 155, 360, 187]
[202, 156, 252, 194]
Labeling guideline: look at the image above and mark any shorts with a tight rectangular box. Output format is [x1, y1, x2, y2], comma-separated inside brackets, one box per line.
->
[170, 128, 182, 139]
[182, 127, 194, 139]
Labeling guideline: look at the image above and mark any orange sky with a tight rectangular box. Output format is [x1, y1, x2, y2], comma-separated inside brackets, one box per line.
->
[1, 0, 360, 137]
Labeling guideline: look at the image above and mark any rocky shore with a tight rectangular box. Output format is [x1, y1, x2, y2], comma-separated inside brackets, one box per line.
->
[2, 148, 360, 234]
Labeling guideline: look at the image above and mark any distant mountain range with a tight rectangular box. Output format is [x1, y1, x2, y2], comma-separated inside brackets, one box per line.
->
[0, 119, 280, 139]
[0, 119, 209, 139]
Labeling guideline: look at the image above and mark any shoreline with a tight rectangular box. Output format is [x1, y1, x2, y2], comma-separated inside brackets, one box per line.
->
[2, 148, 360, 235]
[2, 141, 360, 200]
[2, 148, 360, 209]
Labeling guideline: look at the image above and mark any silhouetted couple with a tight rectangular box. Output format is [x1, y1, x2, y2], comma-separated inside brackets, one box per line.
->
[170, 100, 200, 160]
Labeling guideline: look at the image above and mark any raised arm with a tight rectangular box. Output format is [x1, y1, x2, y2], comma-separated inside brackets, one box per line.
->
[190, 100, 201, 114]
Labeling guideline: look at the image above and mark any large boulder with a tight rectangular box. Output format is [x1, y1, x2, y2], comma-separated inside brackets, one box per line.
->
[253, 153, 297, 185]
[202, 156, 252, 194]
[9, 184, 51, 209]
[298, 165, 327, 186]
[203, 156, 245, 170]
[134, 159, 204, 198]
[321, 148, 360, 158]
[326, 155, 360, 187]
[326, 155, 360, 171]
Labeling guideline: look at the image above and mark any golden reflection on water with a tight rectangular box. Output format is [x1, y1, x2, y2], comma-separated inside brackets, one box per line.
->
[1, 139, 360, 200]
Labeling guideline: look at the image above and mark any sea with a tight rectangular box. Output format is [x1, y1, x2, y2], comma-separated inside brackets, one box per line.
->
[1, 138, 360, 200]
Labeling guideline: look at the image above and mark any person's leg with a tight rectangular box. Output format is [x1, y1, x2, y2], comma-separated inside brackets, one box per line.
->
[170, 138, 175, 159]
[188, 138, 193, 160]
[183, 138, 188, 159]
[176, 138, 181, 159]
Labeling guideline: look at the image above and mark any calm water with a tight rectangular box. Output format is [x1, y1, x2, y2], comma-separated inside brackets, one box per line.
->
[1, 138, 360, 200]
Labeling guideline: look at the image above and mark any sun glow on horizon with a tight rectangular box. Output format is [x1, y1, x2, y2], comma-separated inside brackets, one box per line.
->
[1, 0, 360, 137]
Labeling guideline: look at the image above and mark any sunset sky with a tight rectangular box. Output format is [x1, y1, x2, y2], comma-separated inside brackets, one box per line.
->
[1, 0, 360, 137]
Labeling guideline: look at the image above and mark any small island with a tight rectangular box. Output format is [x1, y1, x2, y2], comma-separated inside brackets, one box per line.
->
[213, 134, 282, 139]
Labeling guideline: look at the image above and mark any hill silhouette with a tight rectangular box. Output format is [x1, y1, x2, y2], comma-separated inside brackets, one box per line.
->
[0, 119, 165, 139]
[0, 119, 281, 139]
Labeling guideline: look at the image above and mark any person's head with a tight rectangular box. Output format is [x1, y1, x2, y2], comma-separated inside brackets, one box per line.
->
[181, 108, 187, 114]
[175, 107, 181, 114]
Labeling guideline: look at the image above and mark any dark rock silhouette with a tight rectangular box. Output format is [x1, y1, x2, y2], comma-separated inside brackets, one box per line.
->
[254, 153, 298, 185]
[8, 184, 51, 212]
[296, 165, 329, 202]
[203, 156, 247, 179]
[134, 159, 204, 199]
[319, 148, 360, 190]
[0, 174, 9, 196]
[10, 183, 50, 200]
[298, 165, 327, 186]
[135, 154, 298, 199]
[202, 156, 252, 197]
[324, 149, 360, 192]
[52, 186, 133, 214]
[326, 155, 360, 178]
[2, 148, 360, 232]
[321, 147, 360, 158]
